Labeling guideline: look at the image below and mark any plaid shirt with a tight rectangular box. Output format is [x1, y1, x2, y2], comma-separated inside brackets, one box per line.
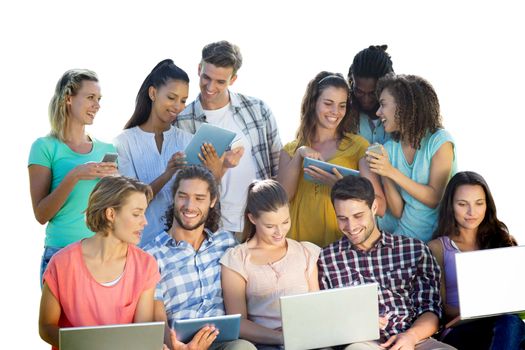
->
[318, 231, 442, 339]
[174, 91, 282, 179]
[143, 229, 236, 327]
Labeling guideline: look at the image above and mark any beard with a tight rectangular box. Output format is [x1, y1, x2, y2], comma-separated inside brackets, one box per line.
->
[173, 208, 208, 231]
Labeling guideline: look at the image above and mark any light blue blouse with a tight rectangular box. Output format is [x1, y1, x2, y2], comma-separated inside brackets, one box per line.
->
[377, 129, 456, 242]
[114, 126, 192, 246]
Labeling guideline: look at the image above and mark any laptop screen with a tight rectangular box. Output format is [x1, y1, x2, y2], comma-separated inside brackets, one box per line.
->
[455, 245, 525, 318]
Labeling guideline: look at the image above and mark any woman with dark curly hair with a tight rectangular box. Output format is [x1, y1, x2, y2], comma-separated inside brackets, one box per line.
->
[277, 71, 385, 247]
[428, 171, 525, 349]
[364, 74, 456, 242]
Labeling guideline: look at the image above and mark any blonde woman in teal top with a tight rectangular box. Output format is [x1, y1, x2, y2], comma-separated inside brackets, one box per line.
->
[28, 69, 117, 282]
[364, 74, 456, 242]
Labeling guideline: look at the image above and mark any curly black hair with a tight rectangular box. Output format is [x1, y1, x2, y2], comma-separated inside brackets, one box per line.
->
[376, 74, 442, 149]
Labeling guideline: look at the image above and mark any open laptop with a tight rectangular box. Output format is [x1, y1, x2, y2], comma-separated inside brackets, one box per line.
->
[446, 245, 525, 327]
[280, 283, 379, 350]
[59, 321, 165, 350]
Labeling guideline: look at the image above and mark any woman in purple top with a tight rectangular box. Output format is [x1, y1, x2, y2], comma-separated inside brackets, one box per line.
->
[428, 171, 524, 350]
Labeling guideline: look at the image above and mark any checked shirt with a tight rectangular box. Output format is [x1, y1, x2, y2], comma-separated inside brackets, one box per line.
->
[318, 231, 442, 339]
[143, 229, 236, 327]
[174, 91, 282, 180]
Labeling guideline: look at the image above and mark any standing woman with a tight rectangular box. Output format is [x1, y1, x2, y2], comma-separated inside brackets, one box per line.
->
[115, 59, 220, 246]
[221, 180, 320, 349]
[365, 74, 456, 242]
[28, 69, 118, 281]
[428, 171, 525, 349]
[277, 71, 385, 247]
[38, 176, 160, 350]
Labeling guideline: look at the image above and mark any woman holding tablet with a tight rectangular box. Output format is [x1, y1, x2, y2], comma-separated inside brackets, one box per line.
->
[364, 74, 456, 242]
[428, 171, 525, 349]
[277, 71, 385, 247]
[221, 180, 320, 349]
[38, 176, 160, 349]
[28, 69, 118, 281]
[115, 59, 221, 246]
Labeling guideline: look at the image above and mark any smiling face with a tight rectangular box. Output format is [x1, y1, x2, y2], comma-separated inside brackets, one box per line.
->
[376, 88, 399, 133]
[172, 178, 216, 231]
[66, 80, 101, 126]
[315, 86, 348, 132]
[109, 191, 149, 245]
[149, 79, 189, 125]
[334, 198, 380, 251]
[453, 184, 487, 234]
[248, 205, 291, 247]
[198, 62, 237, 110]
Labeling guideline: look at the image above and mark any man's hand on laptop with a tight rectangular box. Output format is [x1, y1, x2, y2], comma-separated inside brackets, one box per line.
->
[378, 311, 392, 330]
[379, 331, 417, 350]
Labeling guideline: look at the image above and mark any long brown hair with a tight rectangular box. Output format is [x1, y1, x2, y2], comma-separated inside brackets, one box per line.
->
[433, 171, 516, 249]
[295, 71, 357, 151]
[241, 180, 289, 242]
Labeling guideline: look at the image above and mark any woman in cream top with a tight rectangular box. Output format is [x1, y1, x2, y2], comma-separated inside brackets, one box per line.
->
[221, 180, 320, 349]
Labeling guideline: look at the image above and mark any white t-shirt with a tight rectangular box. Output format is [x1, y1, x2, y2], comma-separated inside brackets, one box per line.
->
[204, 104, 257, 232]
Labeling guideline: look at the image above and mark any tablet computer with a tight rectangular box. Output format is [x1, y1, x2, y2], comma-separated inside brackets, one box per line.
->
[185, 123, 236, 165]
[172, 314, 241, 344]
[303, 157, 359, 184]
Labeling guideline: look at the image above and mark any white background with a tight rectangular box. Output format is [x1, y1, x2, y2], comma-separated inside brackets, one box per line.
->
[1, 0, 524, 347]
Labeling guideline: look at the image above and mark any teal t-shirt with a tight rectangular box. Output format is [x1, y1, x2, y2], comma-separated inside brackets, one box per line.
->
[377, 129, 457, 242]
[28, 136, 116, 247]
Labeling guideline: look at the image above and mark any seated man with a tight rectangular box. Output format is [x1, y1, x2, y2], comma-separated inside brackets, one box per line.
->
[144, 166, 255, 350]
[318, 176, 454, 350]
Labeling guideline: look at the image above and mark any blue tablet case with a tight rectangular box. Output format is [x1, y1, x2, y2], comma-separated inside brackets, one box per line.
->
[184, 123, 236, 165]
[303, 157, 359, 184]
[172, 314, 241, 343]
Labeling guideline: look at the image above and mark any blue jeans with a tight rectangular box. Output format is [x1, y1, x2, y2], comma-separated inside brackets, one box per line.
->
[442, 314, 525, 350]
[40, 246, 62, 287]
[492, 314, 525, 350]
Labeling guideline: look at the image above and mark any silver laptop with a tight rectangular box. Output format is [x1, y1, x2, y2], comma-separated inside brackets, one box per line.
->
[280, 283, 379, 350]
[447, 245, 525, 327]
[59, 321, 165, 350]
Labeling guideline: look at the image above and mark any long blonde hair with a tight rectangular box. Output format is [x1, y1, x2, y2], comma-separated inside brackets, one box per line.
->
[48, 69, 98, 141]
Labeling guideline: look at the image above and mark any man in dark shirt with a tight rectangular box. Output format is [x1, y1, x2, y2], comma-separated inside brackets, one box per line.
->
[318, 176, 454, 350]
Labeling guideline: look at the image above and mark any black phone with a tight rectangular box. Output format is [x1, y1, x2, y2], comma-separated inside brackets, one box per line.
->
[101, 152, 118, 163]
